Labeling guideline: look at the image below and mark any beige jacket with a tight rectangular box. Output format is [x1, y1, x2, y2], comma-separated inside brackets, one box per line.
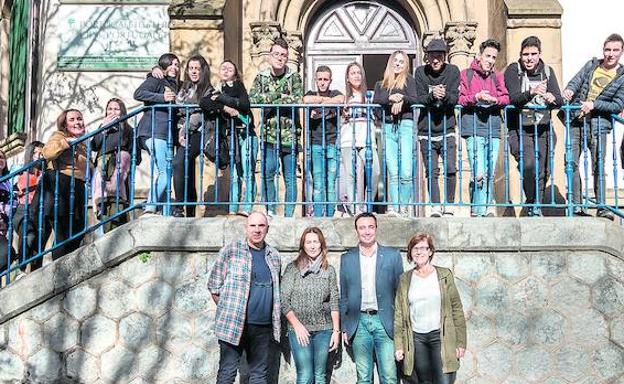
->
[42, 131, 88, 181]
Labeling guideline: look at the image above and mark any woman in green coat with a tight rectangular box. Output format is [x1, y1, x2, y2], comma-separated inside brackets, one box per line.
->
[393, 233, 466, 384]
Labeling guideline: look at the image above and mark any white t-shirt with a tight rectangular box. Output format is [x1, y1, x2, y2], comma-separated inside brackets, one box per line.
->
[359, 245, 378, 311]
[408, 269, 441, 333]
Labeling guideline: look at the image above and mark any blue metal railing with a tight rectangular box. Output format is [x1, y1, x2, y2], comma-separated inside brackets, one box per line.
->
[0, 103, 622, 283]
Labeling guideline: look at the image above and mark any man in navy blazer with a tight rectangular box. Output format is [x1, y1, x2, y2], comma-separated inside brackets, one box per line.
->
[340, 212, 403, 383]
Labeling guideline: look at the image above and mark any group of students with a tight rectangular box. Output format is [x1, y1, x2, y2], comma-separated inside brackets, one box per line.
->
[134, 31, 624, 220]
[3, 31, 622, 277]
[305, 33, 624, 218]
[208, 211, 466, 384]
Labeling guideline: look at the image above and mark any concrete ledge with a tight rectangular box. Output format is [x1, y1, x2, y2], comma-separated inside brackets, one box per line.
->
[1, 216, 622, 325]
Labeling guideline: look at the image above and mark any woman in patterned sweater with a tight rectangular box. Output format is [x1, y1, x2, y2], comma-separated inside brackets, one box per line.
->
[281, 227, 340, 384]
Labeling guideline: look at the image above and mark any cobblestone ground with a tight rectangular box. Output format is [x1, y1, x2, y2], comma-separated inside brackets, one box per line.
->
[0, 217, 622, 383]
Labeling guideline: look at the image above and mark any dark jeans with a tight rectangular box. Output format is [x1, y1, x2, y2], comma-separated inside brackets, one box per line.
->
[411, 330, 456, 384]
[569, 124, 608, 206]
[173, 131, 203, 216]
[419, 137, 457, 204]
[508, 127, 550, 205]
[24, 171, 86, 271]
[216, 324, 273, 384]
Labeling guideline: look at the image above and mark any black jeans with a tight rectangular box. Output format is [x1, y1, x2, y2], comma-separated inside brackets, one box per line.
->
[569, 124, 608, 205]
[411, 330, 456, 384]
[23, 171, 86, 271]
[419, 137, 457, 203]
[216, 324, 273, 384]
[508, 126, 551, 205]
[173, 131, 203, 216]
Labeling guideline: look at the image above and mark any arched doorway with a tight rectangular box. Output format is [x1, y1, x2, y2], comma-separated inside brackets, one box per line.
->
[305, 1, 420, 91]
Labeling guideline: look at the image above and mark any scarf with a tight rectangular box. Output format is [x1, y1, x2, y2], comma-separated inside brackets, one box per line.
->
[300, 255, 328, 278]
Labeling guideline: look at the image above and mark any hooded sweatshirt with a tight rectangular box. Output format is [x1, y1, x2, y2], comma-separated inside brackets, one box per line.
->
[459, 59, 509, 138]
[504, 59, 563, 131]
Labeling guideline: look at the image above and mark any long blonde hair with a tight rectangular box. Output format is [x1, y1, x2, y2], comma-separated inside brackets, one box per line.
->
[381, 50, 409, 91]
[345, 62, 368, 103]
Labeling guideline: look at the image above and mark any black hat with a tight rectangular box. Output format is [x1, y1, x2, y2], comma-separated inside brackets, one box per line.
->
[425, 39, 447, 53]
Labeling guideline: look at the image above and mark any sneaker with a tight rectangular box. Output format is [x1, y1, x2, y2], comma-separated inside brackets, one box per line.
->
[14, 271, 26, 282]
[442, 211, 454, 217]
[597, 209, 615, 221]
[430, 210, 443, 218]
[171, 207, 185, 218]
[142, 210, 158, 217]
[573, 208, 591, 217]
[386, 208, 401, 217]
[527, 207, 543, 217]
[237, 211, 250, 218]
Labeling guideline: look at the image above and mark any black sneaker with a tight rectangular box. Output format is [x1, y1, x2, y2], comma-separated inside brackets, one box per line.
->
[172, 207, 185, 218]
[573, 208, 591, 217]
[597, 209, 615, 221]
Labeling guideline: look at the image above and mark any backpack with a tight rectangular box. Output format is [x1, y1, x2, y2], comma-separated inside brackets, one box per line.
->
[466, 68, 499, 90]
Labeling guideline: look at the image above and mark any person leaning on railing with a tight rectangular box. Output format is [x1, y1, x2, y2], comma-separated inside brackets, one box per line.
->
[201, 60, 257, 217]
[249, 38, 303, 217]
[171, 55, 213, 218]
[134, 53, 180, 215]
[340, 62, 380, 216]
[504, 36, 563, 217]
[90, 98, 138, 234]
[414, 39, 460, 217]
[0, 149, 16, 274]
[13, 141, 43, 272]
[562, 33, 624, 220]
[459, 39, 510, 217]
[25, 109, 89, 266]
[374, 50, 418, 217]
[302, 65, 344, 218]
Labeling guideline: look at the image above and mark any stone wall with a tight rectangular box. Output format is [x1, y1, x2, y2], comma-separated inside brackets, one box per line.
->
[0, 216, 623, 383]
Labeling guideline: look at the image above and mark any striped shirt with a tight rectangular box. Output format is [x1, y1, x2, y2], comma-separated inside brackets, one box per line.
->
[207, 239, 282, 345]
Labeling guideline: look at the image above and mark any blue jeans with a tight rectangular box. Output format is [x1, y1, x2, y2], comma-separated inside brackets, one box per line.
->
[230, 135, 259, 214]
[311, 144, 337, 217]
[262, 144, 297, 217]
[351, 313, 397, 384]
[384, 121, 414, 210]
[144, 138, 171, 212]
[289, 329, 332, 384]
[465, 136, 500, 216]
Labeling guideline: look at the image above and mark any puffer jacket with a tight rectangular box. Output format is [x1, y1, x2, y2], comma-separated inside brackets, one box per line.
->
[565, 58, 624, 130]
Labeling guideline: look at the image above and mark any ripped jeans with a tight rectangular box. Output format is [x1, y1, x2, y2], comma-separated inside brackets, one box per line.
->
[465, 136, 500, 216]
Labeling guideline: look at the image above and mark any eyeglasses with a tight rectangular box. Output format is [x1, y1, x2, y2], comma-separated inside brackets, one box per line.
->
[271, 52, 288, 59]
[412, 246, 430, 253]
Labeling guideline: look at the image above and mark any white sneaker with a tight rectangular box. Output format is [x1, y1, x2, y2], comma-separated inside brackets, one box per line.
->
[386, 208, 401, 217]
[430, 210, 443, 218]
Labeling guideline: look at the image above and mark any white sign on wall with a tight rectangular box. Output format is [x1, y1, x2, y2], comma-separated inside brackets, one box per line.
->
[57, 5, 169, 71]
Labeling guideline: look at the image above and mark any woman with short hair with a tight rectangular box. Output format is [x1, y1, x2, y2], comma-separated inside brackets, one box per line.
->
[394, 233, 467, 384]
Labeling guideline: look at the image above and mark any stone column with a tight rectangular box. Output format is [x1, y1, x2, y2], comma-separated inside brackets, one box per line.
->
[249, 21, 282, 71]
[283, 30, 303, 73]
[444, 21, 478, 69]
[168, 0, 225, 82]
[421, 29, 443, 59]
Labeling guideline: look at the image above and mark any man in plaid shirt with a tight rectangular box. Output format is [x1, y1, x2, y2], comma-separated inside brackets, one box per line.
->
[208, 212, 282, 383]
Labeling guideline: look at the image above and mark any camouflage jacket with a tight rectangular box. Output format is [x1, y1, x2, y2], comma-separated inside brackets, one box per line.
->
[249, 68, 303, 148]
